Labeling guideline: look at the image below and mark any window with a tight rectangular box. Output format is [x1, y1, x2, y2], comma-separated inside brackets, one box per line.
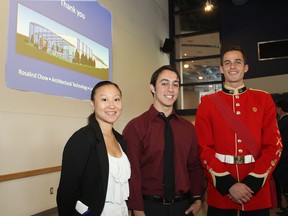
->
[171, 0, 221, 114]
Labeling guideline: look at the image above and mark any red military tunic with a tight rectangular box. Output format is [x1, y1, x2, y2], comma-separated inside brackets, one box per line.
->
[195, 84, 282, 211]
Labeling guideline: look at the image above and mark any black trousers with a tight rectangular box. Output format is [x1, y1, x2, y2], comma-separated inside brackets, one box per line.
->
[139, 199, 194, 216]
[207, 205, 270, 216]
[273, 162, 288, 206]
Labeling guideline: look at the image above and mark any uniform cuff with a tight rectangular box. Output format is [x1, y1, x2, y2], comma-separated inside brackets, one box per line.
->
[215, 174, 238, 196]
[242, 175, 264, 194]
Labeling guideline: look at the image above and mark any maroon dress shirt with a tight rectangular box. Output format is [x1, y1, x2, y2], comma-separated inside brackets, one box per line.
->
[123, 105, 205, 210]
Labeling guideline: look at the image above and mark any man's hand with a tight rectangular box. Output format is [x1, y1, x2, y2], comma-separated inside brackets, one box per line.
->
[228, 182, 253, 204]
[185, 200, 202, 215]
[133, 210, 146, 216]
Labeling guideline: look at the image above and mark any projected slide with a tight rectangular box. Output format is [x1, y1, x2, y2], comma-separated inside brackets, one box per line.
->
[6, 0, 112, 100]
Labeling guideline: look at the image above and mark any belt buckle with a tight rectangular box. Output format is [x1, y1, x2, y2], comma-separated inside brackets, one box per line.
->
[234, 156, 244, 164]
[163, 198, 174, 205]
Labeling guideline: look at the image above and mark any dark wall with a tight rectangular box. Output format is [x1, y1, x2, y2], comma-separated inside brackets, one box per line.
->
[218, 0, 288, 79]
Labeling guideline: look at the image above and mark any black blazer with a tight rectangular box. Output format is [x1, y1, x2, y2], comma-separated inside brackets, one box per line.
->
[279, 115, 288, 162]
[57, 117, 126, 216]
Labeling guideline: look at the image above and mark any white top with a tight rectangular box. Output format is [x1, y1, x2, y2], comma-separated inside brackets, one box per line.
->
[106, 149, 131, 203]
[100, 146, 131, 216]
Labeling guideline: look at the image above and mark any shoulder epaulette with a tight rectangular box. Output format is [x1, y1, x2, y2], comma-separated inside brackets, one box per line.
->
[249, 88, 269, 94]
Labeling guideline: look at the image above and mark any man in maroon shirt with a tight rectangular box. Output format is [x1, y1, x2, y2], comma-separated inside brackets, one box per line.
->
[123, 65, 205, 216]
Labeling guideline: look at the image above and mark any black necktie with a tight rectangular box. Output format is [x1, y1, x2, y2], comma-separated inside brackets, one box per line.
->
[159, 113, 175, 202]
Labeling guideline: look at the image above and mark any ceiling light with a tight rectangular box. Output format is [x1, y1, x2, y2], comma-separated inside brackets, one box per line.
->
[204, 0, 214, 12]
[198, 76, 204, 80]
[184, 64, 189, 68]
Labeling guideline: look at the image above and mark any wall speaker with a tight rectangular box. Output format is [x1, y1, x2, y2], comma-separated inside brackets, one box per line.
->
[258, 39, 288, 61]
[160, 38, 174, 53]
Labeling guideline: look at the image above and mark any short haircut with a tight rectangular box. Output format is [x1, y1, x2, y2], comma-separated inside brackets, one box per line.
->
[277, 100, 288, 112]
[150, 65, 180, 87]
[221, 45, 247, 65]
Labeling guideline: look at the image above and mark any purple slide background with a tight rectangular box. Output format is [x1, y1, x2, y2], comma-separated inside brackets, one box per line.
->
[5, 0, 112, 100]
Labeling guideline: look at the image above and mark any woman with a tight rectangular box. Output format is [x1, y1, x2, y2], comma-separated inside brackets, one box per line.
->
[57, 81, 130, 216]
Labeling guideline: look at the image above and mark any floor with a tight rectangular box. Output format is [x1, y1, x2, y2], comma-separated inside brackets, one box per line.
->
[31, 207, 58, 216]
[31, 204, 284, 216]
[271, 207, 287, 216]
[195, 207, 284, 216]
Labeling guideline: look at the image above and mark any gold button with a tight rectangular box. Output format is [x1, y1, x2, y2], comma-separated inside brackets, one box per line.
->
[238, 139, 242, 143]
[236, 111, 241, 115]
[236, 103, 240, 107]
[238, 149, 243, 153]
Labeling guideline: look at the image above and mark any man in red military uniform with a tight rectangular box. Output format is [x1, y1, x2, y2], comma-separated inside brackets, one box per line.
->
[195, 45, 282, 216]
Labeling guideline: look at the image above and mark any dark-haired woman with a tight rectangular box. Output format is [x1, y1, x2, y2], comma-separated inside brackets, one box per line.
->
[57, 81, 130, 216]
